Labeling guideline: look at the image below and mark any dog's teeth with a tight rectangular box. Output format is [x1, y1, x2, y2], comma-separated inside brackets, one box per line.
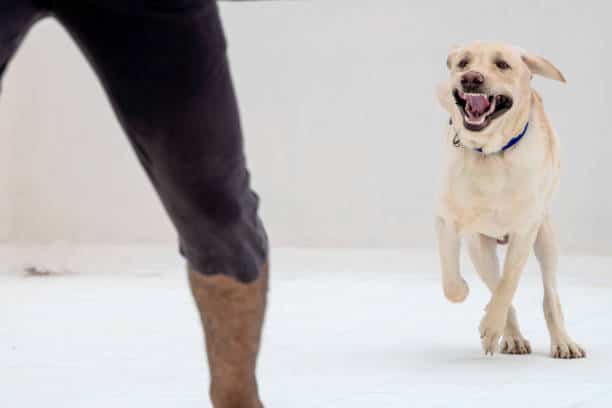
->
[465, 114, 485, 125]
[487, 98, 497, 113]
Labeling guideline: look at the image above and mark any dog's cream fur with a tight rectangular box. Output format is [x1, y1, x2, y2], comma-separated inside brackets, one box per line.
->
[435, 42, 585, 358]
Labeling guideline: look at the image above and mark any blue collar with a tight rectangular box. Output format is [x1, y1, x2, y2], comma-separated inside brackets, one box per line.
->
[453, 122, 529, 155]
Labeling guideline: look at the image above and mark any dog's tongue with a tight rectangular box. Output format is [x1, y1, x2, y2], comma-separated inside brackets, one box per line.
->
[465, 94, 490, 118]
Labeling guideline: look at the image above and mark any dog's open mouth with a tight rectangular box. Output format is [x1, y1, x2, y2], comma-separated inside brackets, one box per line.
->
[453, 89, 513, 131]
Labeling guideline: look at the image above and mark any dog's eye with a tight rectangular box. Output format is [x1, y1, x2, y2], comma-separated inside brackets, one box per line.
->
[457, 58, 469, 69]
[495, 60, 511, 70]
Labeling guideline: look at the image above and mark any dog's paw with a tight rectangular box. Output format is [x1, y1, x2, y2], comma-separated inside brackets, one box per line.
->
[500, 335, 532, 355]
[443, 278, 469, 303]
[480, 327, 502, 355]
[551, 338, 586, 359]
[479, 310, 506, 356]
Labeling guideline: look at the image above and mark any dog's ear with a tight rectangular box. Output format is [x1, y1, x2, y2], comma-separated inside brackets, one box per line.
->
[446, 45, 462, 69]
[521, 53, 566, 83]
[436, 80, 453, 112]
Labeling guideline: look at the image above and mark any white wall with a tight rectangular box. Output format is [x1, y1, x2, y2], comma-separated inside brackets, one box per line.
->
[1, 0, 611, 254]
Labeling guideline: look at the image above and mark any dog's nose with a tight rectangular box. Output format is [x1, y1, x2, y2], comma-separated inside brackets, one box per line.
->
[461, 71, 485, 92]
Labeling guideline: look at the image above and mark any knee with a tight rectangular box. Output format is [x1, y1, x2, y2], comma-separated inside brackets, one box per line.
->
[150, 143, 267, 283]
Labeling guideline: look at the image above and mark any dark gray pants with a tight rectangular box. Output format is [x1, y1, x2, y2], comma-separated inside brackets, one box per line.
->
[1, 0, 268, 282]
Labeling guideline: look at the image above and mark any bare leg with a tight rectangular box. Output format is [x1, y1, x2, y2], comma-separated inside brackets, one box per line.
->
[189, 264, 268, 407]
[436, 217, 469, 303]
[467, 234, 531, 354]
[479, 225, 538, 355]
[534, 216, 585, 359]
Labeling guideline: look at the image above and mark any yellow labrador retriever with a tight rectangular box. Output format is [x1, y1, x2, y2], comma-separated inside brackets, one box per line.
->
[435, 42, 585, 359]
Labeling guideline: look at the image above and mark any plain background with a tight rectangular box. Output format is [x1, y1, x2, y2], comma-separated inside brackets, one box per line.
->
[0, 0, 610, 254]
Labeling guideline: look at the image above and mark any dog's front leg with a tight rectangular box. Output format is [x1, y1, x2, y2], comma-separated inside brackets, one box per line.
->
[479, 225, 539, 355]
[435, 216, 469, 303]
[467, 234, 531, 355]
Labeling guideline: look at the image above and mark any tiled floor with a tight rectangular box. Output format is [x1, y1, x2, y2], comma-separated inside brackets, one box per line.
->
[1, 245, 611, 407]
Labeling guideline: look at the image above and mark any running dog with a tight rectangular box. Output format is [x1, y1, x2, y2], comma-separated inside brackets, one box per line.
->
[435, 42, 585, 359]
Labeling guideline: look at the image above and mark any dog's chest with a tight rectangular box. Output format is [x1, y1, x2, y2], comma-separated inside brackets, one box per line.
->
[439, 154, 549, 236]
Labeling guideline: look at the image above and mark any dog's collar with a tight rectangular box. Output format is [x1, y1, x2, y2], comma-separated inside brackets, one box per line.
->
[451, 121, 529, 155]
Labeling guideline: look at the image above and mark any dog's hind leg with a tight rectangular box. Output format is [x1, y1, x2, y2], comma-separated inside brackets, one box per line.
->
[436, 217, 469, 303]
[467, 234, 531, 355]
[534, 215, 586, 359]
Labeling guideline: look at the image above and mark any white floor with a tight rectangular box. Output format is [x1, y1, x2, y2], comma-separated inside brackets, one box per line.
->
[1, 245, 611, 408]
